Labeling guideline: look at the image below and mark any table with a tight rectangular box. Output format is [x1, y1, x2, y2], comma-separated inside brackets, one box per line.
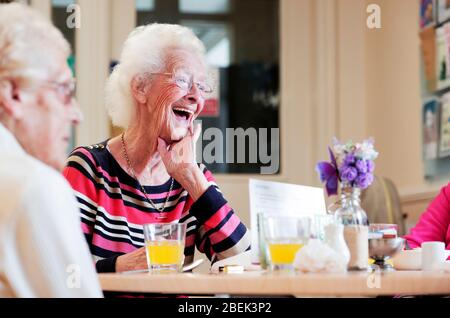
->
[99, 270, 450, 297]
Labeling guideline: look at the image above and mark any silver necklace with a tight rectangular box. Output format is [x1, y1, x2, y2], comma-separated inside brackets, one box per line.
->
[120, 133, 174, 218]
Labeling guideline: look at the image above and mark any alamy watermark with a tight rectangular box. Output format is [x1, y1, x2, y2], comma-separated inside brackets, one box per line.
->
[66, 4, 81, 29]
[64, 4, 381, 30]
[366, 4, 381, 29]
[195, 123, 280, 175]
[366, 269, 381, 289]
[66, 264, 81, 289]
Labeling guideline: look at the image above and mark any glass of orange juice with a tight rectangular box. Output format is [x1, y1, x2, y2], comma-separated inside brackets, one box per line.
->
[263, 215, 311, 271]
[143, 223, 186, 273]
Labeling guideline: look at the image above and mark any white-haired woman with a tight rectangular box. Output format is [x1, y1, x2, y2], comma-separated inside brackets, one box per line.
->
[64, 23, 251, 273]
[0, 3, 101, 297]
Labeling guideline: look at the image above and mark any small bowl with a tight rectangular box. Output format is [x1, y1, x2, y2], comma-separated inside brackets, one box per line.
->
[369, 223, 398, 239]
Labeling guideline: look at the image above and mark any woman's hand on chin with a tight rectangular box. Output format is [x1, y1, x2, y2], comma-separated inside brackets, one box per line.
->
[157, 123, 209, 201]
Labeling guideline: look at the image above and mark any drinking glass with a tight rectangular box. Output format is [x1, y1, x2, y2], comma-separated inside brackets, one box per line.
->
[312, 214, 335, 241]
[143, 223, 186, 273]
[263, 215, 311, 271]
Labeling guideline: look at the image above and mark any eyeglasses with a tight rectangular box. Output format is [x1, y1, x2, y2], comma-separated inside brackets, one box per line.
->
[151, 72, 213, 96]
[43, 79, 76, 105]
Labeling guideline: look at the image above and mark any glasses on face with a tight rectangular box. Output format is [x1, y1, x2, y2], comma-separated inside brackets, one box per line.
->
[151, 72, 213, 96]
[43, 79, 76, 105]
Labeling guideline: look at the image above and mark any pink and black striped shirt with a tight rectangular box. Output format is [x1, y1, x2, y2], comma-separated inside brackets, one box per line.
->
[63, 141, 251, 272]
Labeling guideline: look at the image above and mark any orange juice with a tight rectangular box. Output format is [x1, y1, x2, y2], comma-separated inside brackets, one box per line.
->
[146, 240, 184, 269]
[267, 242, 304, 265]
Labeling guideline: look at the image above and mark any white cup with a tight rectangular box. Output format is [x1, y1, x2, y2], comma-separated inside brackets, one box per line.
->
[421, 241, 446, 271]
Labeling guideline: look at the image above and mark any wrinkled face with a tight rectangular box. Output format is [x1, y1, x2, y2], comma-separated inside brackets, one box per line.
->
[18, 54, 81, 171]
[145, 49, 207, 143]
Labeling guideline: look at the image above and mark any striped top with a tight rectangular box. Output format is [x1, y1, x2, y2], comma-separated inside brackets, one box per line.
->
[63, 141, 251, 272]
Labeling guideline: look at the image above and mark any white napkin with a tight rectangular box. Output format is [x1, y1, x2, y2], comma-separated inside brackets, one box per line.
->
[293, 239, 348, 273]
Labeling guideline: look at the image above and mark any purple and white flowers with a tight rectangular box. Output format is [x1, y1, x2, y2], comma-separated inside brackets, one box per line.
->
[316, 138, 378, 196]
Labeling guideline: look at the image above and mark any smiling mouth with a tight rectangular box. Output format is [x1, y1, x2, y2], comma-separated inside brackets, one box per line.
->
[172, 107, 194, 121]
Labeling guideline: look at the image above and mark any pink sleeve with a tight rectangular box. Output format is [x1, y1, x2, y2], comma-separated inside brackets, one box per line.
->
[403, 184, 450, 248]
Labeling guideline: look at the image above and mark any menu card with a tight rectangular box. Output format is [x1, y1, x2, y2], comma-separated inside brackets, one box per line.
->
[249, 179, 326, 265]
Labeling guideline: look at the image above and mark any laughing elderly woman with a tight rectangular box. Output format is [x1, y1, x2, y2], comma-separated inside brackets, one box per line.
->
[64, 24, 251, 273]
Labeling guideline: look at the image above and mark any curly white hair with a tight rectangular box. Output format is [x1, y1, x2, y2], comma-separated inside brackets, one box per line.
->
[105, 23, 206, 129]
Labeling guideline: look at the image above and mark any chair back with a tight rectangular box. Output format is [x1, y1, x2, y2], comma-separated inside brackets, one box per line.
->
[361, 176, 406, 236]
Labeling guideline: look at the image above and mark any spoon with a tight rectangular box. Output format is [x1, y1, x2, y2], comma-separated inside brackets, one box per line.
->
[120, 259, 205, 274]
[181, 258, 205, 272]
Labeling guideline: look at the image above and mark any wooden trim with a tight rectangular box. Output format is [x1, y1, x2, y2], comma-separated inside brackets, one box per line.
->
[336, 0, 368, 141]
[99, 271, 450, 296]
[315, 0, 338, 168]
[75, 0, 111, 147]
[111, 0, 136, 61]
[280, 0, 314, 184]
[400, 188, 440, 204]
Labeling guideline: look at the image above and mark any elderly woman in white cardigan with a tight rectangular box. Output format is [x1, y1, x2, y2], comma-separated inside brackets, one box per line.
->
[0, 3, 101, 297]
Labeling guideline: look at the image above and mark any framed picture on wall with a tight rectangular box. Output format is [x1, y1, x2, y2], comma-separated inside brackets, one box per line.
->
[439, 93, 450, 157]
[437, 0, 450, 24]
[423, 97, 440, 160]
[420, 27, 437, 92]
[421, 0, 436, 29]
[436, 25, 450, 90]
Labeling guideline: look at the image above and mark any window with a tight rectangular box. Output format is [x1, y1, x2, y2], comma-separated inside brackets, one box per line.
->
[136, 0, 154, 11]
[179, 0, 230, 14]
[52, 0, 76, 63]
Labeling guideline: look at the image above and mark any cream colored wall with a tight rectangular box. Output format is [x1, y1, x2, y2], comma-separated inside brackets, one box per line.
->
[364, 0, 444, 225]
[337, 0, 368, 141]
[75, 0, 111, 147]
[366, 0, 423, 192]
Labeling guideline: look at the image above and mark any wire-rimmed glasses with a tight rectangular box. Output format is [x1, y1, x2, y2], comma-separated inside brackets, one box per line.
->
[150, 71, 214, 96]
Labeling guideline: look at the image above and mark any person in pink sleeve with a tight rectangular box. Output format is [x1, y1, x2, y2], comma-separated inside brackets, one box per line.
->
[403, 183, 450, 257]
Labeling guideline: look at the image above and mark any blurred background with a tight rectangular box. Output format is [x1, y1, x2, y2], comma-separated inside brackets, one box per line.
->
[4, 0, 447, 235]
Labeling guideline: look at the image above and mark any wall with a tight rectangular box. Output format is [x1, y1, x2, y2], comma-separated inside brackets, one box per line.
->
[366, 0, 423, 193]
[364, 0, 444, 226]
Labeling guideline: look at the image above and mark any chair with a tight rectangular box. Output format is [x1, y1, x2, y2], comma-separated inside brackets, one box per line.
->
[361, 176, 407, 236]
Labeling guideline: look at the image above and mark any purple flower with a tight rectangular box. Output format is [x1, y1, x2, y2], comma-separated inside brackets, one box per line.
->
[340, 166, 358, 182]
[344, 154, 356, 165]
[355, 173, 374, 189]
[355, 159, 367, 173]
[366, 160, 375, 173]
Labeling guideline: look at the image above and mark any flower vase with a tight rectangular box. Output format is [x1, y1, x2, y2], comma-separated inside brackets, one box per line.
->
[333, 184, 369, 271]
